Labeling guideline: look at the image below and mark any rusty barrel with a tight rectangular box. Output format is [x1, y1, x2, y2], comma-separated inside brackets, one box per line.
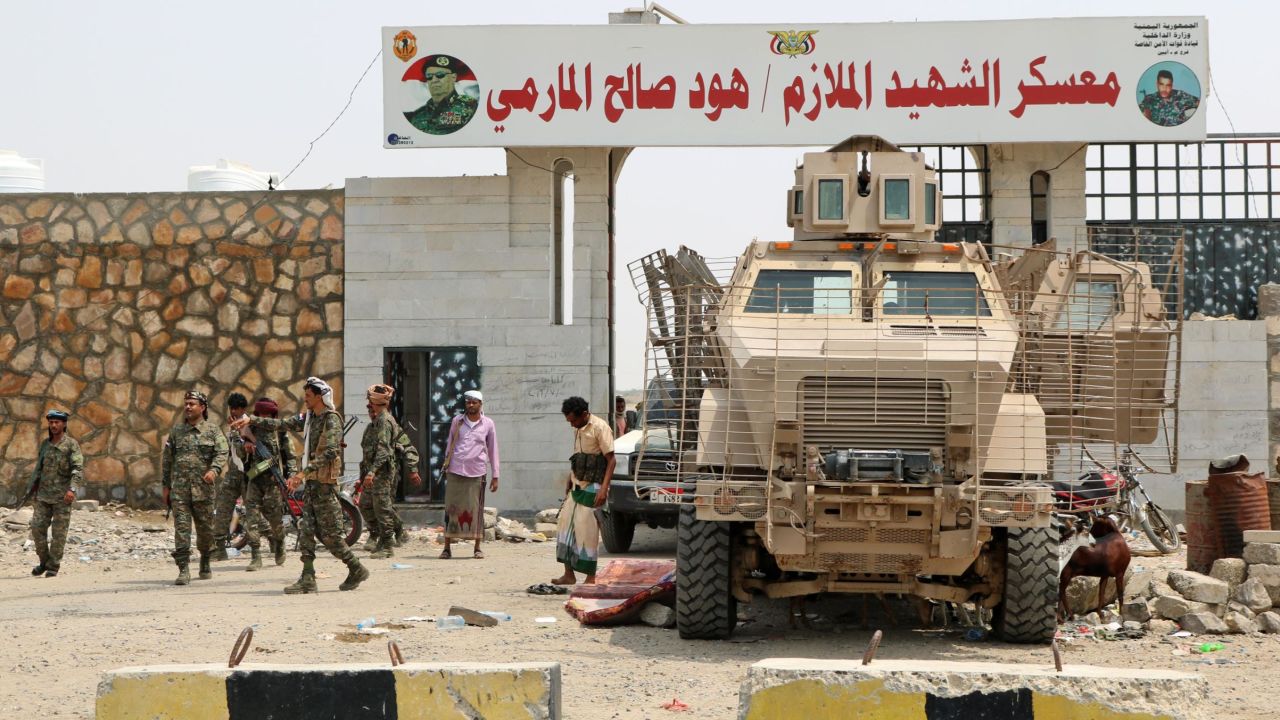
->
[1205, 472, 1272, 560]
[1269, 479, 1280, 529]
[1185, 480, 1218, 573]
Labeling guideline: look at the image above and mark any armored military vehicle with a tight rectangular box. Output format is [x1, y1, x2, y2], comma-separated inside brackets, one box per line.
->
[629, 136, 1180, 642]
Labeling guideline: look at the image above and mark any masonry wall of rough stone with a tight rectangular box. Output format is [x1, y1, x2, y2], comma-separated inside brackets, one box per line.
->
[0, 190, 344, 507]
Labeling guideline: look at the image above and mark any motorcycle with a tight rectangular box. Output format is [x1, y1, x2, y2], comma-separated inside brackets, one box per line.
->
[229, 473, 364, 551]
[1052, 446, 1180, 554]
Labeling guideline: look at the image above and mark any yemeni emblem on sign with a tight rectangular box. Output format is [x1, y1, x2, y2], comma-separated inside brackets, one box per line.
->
[767, 30, 818, 57]
[393, 30, 418, 62]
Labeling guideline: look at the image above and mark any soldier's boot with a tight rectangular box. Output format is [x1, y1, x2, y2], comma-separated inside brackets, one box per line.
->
[339, 558, 370, 591]
[271, 537, 287, 566]
[284, 560, 317, 595]
[210, 540, 229, 562]
[198, 554, 213, 580]
[44, 568, 58, 578]
[246, 547, 263, 572]
[394, 526, 408, 547]
[31, 562, 47, 577]
[369, 536, 394, 559]
[363, 534, 379, 552]
[174, 558, 191, 586]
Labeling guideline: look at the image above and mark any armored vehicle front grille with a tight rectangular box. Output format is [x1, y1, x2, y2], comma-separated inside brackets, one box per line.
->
[802, 377, 947, 453]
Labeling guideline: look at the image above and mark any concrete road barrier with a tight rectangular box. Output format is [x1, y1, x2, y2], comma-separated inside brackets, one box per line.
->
[739, 658, 1206, 720]
[97, 662, 560, 719]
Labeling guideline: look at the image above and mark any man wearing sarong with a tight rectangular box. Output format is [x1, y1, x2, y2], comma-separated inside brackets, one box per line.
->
[440, 389, 500, 559]
[553, 396, 614, 585]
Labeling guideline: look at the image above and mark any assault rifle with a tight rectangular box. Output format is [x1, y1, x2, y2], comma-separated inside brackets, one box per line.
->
[8, 443, 48, 510]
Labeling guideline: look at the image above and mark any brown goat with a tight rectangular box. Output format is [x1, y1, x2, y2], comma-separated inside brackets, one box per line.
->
[1058, 515, 1130, 621]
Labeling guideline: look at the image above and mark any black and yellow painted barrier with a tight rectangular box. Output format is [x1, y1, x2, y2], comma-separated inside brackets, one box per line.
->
[739, 658, 1206, 720]
[97, 662, 560, 719]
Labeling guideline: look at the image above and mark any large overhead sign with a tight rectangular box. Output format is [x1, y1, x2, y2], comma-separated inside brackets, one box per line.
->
[382, 17, 1207, 148]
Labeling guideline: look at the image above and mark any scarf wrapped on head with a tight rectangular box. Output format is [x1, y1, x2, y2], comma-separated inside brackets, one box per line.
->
[367, 383, 394, 406]
[301, 377, 335, 471]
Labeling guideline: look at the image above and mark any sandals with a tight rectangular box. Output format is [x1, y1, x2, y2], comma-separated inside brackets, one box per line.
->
[439, 547, 452, 559]
[473, 549, 485, 559]
[526, 583, 569, 596]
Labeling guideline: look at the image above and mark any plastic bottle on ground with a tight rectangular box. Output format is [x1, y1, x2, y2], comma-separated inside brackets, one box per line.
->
[480, 611, 512, 622]
[437, 615, 466, 630]
[356, 617, 376, 631]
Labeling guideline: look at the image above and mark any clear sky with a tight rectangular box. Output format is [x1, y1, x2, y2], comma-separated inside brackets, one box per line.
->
[3, 2, 1274, 390]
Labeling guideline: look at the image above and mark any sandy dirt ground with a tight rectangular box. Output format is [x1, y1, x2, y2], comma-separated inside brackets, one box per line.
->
[1, 508, 1277, 719]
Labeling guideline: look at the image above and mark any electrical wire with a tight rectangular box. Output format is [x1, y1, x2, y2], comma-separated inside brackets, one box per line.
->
[1208, 67, 1263, 219]
[226, 48, 383, 234]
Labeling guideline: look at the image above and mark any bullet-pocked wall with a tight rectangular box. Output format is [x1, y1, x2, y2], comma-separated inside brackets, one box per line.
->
[343, 149, 616, 513]
[0, 191, 345, 507]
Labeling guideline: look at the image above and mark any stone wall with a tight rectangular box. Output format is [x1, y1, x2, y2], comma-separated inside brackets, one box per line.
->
[0, 190, 344, 507]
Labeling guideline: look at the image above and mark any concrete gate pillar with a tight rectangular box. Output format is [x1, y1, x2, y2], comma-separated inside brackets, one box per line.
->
[985, 142, 1088, 255]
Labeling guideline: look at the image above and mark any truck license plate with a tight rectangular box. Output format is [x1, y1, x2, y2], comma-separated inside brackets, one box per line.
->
[650, 489, 682, 504]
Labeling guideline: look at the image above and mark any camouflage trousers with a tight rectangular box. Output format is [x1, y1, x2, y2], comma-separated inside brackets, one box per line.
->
[171, 488, 214, 561]
[299, 482, 355, 564]
[214, 472, 248, 540]
[30, 499, 72, 571]
[358, 473, 400, 540]
[243, 474, 284, 550]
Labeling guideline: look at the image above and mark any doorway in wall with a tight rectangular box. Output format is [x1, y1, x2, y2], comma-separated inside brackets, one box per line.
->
[384, 347, 481, 503]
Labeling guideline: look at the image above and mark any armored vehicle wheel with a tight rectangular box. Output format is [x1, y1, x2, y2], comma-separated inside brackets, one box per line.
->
[601, 510, 637, 554]
[993, 526, 1059, 644]
[676, 504, 736, 639]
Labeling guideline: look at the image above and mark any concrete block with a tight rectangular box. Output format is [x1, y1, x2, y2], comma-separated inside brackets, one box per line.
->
[97, 662, 561, 719]
[1167, 569, 1230, 604]
[1258, 611, 1280, 633]
[1152, 594, 1192, 620]
[1236, 577, 1273, 613]
[1244, 543, 1280, 566]
[1244, 530, 1280, 544]
[1210, 558, 1248, 592]
[1248, 564, 1280, 604]
[73, 499, 100, 512]
[1180, 611, 1228, 635]
[738, 659, 1205, 720]
[1223, 610, 1258, 634]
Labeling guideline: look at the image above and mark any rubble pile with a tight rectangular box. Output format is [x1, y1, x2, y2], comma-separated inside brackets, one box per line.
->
[1143, 535, 1280, 635]
[1, 502, 172, 566]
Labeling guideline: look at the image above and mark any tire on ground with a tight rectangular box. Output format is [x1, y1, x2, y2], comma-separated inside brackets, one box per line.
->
[994, 526, 1059, 644]
[675, 503, 736, 639]
[601, 511, 637, 554]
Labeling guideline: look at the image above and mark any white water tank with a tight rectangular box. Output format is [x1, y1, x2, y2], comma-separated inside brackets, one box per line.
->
[0, 150, 46, 193]
[187, 159, 279, 192]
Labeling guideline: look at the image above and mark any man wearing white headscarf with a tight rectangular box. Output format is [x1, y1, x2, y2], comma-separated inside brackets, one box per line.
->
[232, 377, 369, 593]
[439, 389, 500, 559]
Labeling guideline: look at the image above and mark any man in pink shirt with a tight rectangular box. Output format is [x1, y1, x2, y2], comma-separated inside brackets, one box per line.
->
[440, 390, 500, 559]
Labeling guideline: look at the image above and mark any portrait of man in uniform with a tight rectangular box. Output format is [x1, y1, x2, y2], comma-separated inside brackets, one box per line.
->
[404, 54, 479, 135]
[1136, 62, 1200, 128]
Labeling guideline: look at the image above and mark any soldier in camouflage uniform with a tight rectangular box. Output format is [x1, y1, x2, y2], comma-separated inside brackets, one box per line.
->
[162, 390, 229, 585]
[1139, 69, 1200, 127]
[28, 410, 84, 578]
[233, 377, 369, 594]
[361, 403, 420, 551]
[405, 55, 478, 135]
[242, 397, 294, 568]
[388, 416, 419, 545]
[212, 393, 252, 562]
[359, 384, 399, 558]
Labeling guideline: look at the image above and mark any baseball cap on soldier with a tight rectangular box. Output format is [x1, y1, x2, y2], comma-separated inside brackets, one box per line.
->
[421, 54, 468, 79]
[46, 409, 70, 421]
